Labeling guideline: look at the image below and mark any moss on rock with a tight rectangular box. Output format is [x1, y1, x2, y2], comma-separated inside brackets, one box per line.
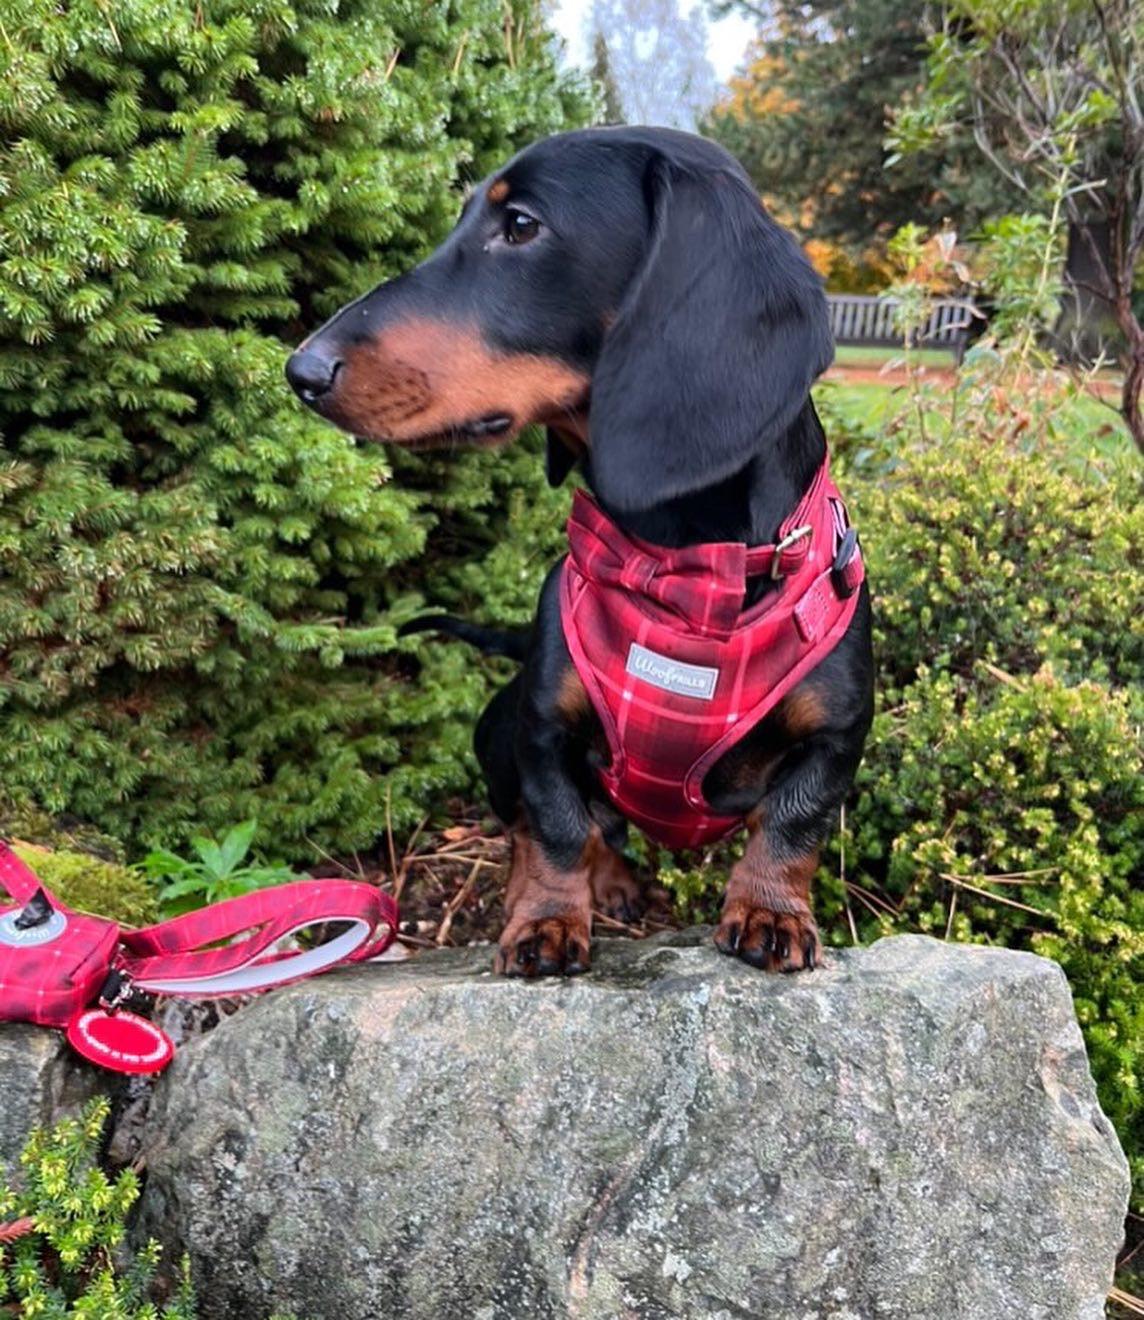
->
[9, 845, 158, 928]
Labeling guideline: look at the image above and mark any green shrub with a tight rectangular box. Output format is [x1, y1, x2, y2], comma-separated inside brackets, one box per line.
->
[819, 664, 1143, 1190]
[851, 429, 1143, 696]
[0, 797, 125, 864]
[0, 1097, 196, 1317]
[0, 0, 591, 860]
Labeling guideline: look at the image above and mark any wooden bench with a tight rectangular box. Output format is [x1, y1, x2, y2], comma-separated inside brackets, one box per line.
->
[826, 293, 978, 362]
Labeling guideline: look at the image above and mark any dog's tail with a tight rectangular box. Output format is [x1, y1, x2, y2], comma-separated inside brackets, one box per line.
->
[398, 614, 529, 663]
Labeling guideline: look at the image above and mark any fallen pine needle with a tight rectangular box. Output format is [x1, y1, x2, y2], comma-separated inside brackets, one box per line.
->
[1109, 1287, 1144, 1317]
[592, 911, 648, 937]
[939, 874, 1054, 918]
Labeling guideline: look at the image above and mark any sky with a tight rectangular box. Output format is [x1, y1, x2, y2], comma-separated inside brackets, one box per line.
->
[548, 0, 758, 85]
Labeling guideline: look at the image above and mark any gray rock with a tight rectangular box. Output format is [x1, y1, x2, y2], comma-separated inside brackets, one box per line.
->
[135, 932, 1129, 1320]
[0, 1025, 106, 1177]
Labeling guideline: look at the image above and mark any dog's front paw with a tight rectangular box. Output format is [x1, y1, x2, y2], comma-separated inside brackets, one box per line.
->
[494, 910, 591, 978]
[714, 899, 821, 973]
[589, 850, 645, 924]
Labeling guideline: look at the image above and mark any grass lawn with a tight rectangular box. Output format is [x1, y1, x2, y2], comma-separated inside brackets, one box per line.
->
[831, 344, 957, 370]
[814, 372, 1135, 463]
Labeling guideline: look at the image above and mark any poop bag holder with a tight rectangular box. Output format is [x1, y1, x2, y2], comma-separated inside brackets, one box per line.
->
[0, 841, 398, 1074]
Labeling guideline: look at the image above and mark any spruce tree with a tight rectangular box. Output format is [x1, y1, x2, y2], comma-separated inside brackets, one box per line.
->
[0, 0, 591, 858]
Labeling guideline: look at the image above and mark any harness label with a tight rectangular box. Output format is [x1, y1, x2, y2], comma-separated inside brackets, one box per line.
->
[626, 642, 718, 701]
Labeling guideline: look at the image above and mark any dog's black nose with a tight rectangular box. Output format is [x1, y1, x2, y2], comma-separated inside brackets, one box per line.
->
[285, 349, 341, 402]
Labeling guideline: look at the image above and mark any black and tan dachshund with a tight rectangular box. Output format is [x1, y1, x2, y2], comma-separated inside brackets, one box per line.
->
[286, 126, 874, 978]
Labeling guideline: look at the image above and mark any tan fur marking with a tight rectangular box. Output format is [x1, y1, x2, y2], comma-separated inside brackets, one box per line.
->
[556, 665, 590, 722]
[778, 685, 827, 739]
[487, 178, 510, 203]
[332, 319, 589, 445]
[730, 838, 817, 917]
[548, 414, 590, 449]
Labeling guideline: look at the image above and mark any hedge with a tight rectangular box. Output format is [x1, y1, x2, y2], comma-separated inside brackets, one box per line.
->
[0, 0, 591, 857]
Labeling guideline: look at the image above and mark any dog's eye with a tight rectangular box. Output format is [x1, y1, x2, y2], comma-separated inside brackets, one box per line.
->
[504, 208, 540, 245]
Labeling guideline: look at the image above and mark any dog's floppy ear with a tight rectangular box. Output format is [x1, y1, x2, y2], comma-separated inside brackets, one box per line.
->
[545, 427, 580, 487]
[587, 155, 834, 513]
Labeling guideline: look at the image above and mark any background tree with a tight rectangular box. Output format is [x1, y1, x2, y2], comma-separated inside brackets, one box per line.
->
[587, 0, 717, 130]
[705, 0, 1018, 265]
[590, 30, 626, 124]
[0, 0, 591, 859]
[890, 0, 1144, 453]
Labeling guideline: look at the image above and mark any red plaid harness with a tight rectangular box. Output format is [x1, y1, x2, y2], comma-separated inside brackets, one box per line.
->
[560, 458, 864, 851]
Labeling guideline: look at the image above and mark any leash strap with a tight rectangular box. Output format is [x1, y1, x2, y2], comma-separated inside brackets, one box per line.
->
[2, 842, 398, 1000]
[0, 843, 56, 907]
[118, 880, 398, 996]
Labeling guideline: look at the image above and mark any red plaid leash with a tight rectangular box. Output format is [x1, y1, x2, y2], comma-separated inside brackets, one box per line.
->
[119, 879, 397, 996]
[0, 843, 398, 1069]
[561, 455, 864, 850]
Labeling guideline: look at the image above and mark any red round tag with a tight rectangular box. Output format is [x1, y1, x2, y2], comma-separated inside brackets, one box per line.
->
[66, 1009, 175, 1075]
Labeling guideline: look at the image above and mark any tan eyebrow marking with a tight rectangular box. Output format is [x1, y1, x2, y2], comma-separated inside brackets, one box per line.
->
[487, 178, 510, 204]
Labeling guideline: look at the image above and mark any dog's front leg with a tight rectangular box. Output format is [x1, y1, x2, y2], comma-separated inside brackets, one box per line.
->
[714, 734, 862, 973]
[495, 824, 594, 977]
[495, 563, 599, 977]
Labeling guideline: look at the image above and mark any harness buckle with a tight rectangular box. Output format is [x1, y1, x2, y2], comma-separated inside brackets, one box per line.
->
[771, 524, 813, 579]
[831, 527, 861, 598]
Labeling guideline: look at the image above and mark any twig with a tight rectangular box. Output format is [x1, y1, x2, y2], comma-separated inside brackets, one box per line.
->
[963, 868, 1058, 885]
[392, 813, 430, 903]
[846, 883, 890, 922]
[1119, 1232, 1144, 1272]
[384, 784, 398, 893]
[409, 851, 497, 867]
[979, 661, 1026, 690]
[938, 874, 1055, 918]
[304, 834, 367, 881]
[436, 859, 488, 946]
[1108, 1287, 1144, 1318]
[944, 887, 958, 941]
[839, 804, 859, 945]
[592, 911, 648, 937]
[396, 932, 439, 950]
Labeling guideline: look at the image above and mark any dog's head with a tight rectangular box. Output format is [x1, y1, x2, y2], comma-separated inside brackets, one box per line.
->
[287, 126, 832, 512]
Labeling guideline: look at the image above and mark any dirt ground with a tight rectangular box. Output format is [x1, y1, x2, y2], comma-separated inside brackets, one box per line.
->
[326, 804, 682, 957]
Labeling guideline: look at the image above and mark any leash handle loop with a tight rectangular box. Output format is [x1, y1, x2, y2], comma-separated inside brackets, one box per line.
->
[118, 879, 397, 997]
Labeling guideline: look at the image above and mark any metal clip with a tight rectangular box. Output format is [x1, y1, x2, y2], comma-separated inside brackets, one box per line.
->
[98, 968, 132, 1016]
[831, 527, 861, 598]
[771, 524, 813, 579]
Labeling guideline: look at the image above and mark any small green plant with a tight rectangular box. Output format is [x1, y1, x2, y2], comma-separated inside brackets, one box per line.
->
[0, 1097, 196, 1317]
[140, 820, 301, 915]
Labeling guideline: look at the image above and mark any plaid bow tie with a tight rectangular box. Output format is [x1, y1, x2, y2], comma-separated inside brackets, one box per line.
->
[565, 489, 812, 638]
